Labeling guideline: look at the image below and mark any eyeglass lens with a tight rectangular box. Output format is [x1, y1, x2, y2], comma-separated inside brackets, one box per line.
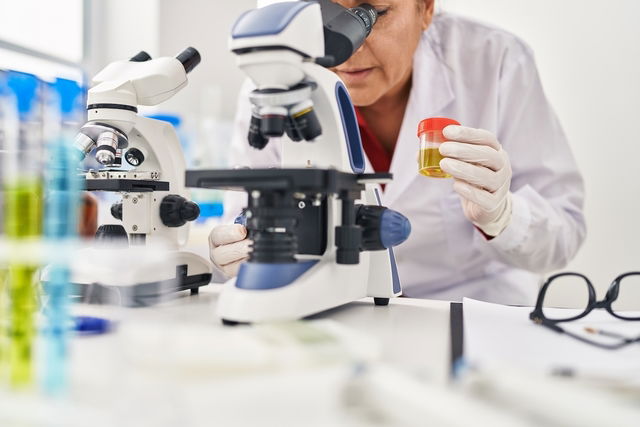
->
[542, 274, 591, 321]
[611, 273, 640, 319]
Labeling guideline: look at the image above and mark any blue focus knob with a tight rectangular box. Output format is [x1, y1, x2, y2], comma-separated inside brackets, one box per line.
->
[380, 209, 411, 248]
[356, 205, 411, 251]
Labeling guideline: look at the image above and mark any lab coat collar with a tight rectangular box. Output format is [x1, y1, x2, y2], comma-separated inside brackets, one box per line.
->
[383, 26, 455, 206]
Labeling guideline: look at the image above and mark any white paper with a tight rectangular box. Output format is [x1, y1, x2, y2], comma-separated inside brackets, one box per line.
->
[462, 298, 640, 382]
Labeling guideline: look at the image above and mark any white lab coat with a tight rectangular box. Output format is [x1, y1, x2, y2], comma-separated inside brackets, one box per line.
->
[222, 13, 586, 305]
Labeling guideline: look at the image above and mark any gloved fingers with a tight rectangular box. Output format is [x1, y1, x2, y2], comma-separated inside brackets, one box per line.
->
[210, 224, 247, 247]
[439, 142, 505, 171]
[443, 125, 501, 151]
[440, 157, 504, 193]
[219, 258, 248, 278]
[452, 178, 510, 213]
[210, 238, 252, 267]
[452, 179, 501, 213]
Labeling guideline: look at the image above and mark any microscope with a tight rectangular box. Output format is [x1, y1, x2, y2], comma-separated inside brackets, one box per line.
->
[187, 1, 411, 324]
[69, 48, 212, 305]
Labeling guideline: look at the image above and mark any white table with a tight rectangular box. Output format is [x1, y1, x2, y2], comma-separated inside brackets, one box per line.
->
[3, 285, 637, 427]
[1, 286, 444, 427]
[70, 284, 452, 381]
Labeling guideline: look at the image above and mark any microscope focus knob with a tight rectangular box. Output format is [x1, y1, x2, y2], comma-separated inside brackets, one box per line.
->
[95, 224, 129, 247]
[356, 205, 411, 251]
[160, 195, 200, 227]
[111, 203, 123, 221]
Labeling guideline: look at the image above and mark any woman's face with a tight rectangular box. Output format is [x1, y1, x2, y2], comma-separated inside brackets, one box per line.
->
[331, 0, 434, 106]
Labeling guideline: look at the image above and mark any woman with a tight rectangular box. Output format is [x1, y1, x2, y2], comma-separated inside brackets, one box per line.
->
[209, 0, 585, 305]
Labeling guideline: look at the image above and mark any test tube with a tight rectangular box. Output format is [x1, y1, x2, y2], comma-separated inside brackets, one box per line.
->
[0, 70, 8, 385]
[417, 117, 460, 178]
[0, 70, 6, 236]
[42, 78, 83, 395]
[4, 71, 44, 388]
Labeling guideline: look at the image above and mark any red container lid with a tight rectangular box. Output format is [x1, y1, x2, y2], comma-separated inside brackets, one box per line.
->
[417, 117, 460, 137]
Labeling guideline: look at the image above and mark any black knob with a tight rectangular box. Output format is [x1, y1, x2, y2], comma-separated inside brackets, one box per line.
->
[125, 148, 145, 167]
[130, 51, 152, 62]
[176, 47, 201, 74]
[356, 205, 385, 251]
[111, 203, 123, 221]
[180, 201, 200, 222]
[160, 195, 200, 227]
[95, 224, 129, 247]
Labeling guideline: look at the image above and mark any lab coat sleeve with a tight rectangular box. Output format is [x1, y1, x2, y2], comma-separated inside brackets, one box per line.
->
[222, 79, 282, 224]
[477, 46, 586, 273]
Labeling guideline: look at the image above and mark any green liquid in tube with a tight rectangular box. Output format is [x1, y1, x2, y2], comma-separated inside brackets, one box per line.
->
[4, 178, 42, 388]
[0, 266, 7, 383]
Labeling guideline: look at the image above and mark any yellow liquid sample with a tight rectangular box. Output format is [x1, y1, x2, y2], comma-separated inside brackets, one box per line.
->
[4, 180, 42, 388]
[0, 267, 7, 382]
[419, 148, 451, 178]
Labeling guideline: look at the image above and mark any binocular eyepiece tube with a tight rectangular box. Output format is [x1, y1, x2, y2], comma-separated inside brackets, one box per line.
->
[128, 47, 201, 74]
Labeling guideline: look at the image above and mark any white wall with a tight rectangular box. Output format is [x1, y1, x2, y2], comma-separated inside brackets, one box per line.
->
[156, 0, 255, 122]
[87, 0, 255, 170]
[87, 0, 253, 122]
[86, 0, 160, 75]
[440, 1, 640, 304]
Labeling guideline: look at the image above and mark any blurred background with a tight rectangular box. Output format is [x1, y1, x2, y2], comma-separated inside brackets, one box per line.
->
[1, 0, 638, 305]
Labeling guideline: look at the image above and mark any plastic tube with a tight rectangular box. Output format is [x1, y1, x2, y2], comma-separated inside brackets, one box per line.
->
[4, 71, 43, 389]
[42, 78, 83, 395]
[0, 70, 8, 385]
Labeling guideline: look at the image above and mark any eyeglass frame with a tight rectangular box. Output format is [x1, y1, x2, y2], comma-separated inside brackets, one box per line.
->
[529, 272, 640, 350]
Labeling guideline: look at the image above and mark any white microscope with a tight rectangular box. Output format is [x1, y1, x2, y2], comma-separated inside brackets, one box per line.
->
[187, 1, 411, 324]
[71, 48, 212, 306]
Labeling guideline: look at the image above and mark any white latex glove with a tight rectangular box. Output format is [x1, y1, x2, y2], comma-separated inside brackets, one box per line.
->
[439, 125, 513, 237]
[209, 224, 251, 278]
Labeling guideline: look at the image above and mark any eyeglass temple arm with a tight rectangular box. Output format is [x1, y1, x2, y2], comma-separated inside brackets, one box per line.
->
[532, 316, 632, 350]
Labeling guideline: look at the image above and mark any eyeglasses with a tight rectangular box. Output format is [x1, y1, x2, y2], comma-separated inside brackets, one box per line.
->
[529, 272, 640, 350]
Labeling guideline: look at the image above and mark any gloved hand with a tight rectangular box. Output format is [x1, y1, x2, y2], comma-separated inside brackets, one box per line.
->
[439, 125, 513, 237]
[209, 224, 251, 278]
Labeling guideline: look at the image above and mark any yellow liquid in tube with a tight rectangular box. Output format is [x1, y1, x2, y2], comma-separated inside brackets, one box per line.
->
[418, 148, 450, 178]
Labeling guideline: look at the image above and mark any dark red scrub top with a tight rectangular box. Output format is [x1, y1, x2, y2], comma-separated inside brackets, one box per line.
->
[355, 107, 392, 173]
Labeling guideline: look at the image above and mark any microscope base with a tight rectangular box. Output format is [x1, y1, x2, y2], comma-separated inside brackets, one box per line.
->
[73, 270, 211, 307]
[217, 256, 397, 324]
[59, 247, 213, 307]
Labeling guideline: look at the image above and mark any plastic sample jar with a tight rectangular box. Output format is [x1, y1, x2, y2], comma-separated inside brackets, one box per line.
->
[417, 117, 460, 178]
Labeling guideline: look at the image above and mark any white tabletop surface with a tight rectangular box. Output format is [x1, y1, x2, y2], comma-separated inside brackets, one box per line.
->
[3, 284, 637, 427]
[70, 284, 453, 381]
[13, 284, 446, 426]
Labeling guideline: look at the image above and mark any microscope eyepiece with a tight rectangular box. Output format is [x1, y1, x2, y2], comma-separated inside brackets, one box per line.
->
[349, 4, 378, 37]
[176, 47, 201, 74]
[311, 0, 380, 67]
[130, 51, 152, 62]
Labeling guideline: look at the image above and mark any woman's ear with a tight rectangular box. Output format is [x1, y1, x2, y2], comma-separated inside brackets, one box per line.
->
[421, 0, 435, 31]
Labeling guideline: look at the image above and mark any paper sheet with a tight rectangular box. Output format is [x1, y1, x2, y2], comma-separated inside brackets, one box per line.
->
[462, 298, 640, 382]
